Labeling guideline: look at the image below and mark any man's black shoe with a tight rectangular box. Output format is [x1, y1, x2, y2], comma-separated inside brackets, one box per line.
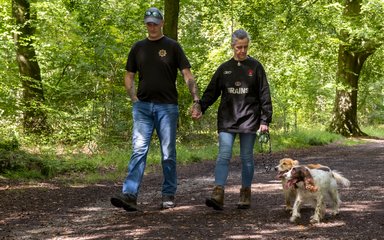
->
[110, 193, 138, 212]
[205, 198, 224, 210]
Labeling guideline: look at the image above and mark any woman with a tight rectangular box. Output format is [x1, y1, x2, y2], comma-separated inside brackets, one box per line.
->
[193, 29, 272, 210]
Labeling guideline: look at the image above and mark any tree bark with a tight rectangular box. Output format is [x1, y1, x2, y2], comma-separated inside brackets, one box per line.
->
[12, 0, 49, 134]
[163, 0, 179, 41]
[329, 46, 371, 136]
[328, 0, 376, 137]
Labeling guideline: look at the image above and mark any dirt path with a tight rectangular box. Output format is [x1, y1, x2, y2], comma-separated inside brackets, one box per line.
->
[1, 140, 383, 240]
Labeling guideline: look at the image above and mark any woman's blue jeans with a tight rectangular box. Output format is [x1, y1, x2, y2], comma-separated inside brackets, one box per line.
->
[215, 132, 257, 187]
[122, 101, 179, 198]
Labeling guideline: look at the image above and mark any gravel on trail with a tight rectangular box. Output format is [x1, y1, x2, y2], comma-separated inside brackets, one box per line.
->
[1, 139, 383, 239]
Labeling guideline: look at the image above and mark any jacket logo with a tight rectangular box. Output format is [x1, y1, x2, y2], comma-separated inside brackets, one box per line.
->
[159, 49, 167, 57]
[227, 87, 249, 94]
[224, 71, 232, 75]
[235, 81, 242, 87]
[248, 69, 254, 77]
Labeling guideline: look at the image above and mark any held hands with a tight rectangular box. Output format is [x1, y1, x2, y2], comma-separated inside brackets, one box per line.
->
[191, 102, 202, 120]
[131, 96, 139, 103]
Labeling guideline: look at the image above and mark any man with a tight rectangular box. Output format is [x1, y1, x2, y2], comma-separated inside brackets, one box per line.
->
[192, 29, 272, 210]
[111, 7, 201, 211]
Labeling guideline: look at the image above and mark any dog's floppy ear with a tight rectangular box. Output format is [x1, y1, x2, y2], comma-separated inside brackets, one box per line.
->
[302, 167, 318, 192]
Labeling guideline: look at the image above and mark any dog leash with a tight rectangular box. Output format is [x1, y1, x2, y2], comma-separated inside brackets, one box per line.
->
[256, 131, 273, 173]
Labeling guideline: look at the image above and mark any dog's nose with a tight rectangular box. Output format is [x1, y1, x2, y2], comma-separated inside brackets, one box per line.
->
[274, 167, 278, 171]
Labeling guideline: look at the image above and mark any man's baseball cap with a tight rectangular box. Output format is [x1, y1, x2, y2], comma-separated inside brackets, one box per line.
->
[144, 7, 163, 25]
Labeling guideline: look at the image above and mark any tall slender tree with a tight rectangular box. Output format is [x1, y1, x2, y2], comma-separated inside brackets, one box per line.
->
[12, 0, 49, 134]
[329, 0, 381, 136]
[164, 0, 179, 40]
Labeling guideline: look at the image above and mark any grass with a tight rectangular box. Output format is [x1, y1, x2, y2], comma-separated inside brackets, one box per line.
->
[1, 126, 382, 183]
[269, 128, 343, 152]
[362, 125, 384, 138]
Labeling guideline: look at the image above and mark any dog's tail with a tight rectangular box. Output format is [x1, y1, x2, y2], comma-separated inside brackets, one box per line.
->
[332, 171, 351, 188]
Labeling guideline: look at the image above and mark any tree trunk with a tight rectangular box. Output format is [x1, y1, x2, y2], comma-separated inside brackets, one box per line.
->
[12, 0, 49, 134]
[328, 0, 375, 137]
[163, 0, 185, 128]
[163, 0, 179, 41]
[329, 46, 371, 136]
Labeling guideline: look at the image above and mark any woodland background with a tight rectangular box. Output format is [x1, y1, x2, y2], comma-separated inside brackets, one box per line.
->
[0, 0, 383, 164]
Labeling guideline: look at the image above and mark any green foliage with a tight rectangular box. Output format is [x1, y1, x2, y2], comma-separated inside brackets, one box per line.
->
[0, 127, 365, 182]
[362, 124, 384, 138]
[0, 0, 21, 122]
[2, 0, 383, 139]
[0, 149, 43, 177]
[0, 135, 19, 152]
[1, 148, 99, 180]
[0, 0, 383, 180]
[0, 129, 20, 171]
[269, 128, 343, 152]
[358, 46, 384, 125]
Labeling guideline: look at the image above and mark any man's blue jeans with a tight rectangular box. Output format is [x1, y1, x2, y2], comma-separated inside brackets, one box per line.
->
[215, 132, 257, 187]
[122, 101, 179, 198]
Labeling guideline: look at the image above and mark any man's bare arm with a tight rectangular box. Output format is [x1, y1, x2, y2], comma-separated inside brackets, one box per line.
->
[181, 68, 199, 101]
[124, 71, 138, 102]
[181, 68, 202, 119]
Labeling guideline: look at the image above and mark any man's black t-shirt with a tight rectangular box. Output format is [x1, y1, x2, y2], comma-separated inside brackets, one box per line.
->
[125, 36, 191, 104]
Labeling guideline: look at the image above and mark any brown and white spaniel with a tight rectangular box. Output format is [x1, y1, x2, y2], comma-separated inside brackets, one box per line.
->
[283, 165, 350, 223]
[275, 158, 328, 211]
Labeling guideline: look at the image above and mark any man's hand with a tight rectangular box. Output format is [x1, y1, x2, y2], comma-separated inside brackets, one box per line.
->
[191, 102, 202, 120]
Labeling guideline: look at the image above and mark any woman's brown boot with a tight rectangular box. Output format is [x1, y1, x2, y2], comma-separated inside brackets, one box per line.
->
[206, 186, 224, 210]
[237, 187, 251, 209]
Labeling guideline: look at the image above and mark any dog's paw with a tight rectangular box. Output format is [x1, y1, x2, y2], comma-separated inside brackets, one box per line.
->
[285, 205, 292, 212]
[310, 215, 321, 224]
[331, 209, 339, 216]
[290, 215, 300, 223]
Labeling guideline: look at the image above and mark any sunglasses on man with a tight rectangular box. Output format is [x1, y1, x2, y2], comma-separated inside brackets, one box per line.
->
[145, 11, 162, 18]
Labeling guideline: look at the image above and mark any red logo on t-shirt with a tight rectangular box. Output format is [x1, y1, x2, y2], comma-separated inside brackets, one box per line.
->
[248, 69, 253, 77]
